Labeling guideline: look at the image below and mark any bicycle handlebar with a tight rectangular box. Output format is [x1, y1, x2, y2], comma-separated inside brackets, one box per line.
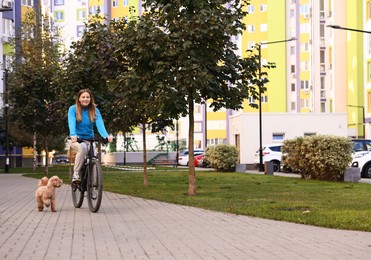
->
[68, 137, 109, 144]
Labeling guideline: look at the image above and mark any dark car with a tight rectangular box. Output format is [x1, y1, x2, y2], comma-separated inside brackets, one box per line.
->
[55, 155, 69, 164]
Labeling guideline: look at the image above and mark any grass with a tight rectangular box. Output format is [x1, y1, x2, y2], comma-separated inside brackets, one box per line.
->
[15, 164, 371, 232]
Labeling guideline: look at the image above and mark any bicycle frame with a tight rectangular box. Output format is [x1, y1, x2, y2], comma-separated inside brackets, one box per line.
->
[71, 137, 107, 212]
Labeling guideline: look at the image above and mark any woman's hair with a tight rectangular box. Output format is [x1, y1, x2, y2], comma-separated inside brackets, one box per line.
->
[75, 88, 96, 122]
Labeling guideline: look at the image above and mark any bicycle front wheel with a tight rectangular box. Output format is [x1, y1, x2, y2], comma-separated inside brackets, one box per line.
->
[71, 178, 84, 208]
[87, 160, 103, 213]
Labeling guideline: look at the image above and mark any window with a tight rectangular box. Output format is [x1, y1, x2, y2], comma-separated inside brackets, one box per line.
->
[261, 95, 268, 103]
[77, 9, 87, 20]
[291, 83, 295, 91]
[123, 0, 129, 6]
[247, 5, 255, 13]
[22, 0, 33, 6]
[368, 1, 371, 20]
[368, 61, 371, 81]
[272, 133, 285, 141]
[194, 122, 202, 132]
[290, 46, 295, 55]
[247, 25, 255, 32]
[194, 104, 202, 114]
[247, 41, 255, 50]
[291, 102, 296, 111]
[291, 65, 295, 73]
[300, 98, 309, 108]
[321, 102, 326, 112]
[76, 25, 85, 37]
[304, 132, 316, 136]
[260, 24, 267, 32]
[260, 4, 267, 12]
[2, 18, 12, 36]
[54, 0, 64, 5]
[54, 11, 64, 21]
[301, 80, 309, 90]
[113, 0, 118, 7]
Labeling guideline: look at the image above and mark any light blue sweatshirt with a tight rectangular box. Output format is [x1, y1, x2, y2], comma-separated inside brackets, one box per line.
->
[68, 105, 109, 139]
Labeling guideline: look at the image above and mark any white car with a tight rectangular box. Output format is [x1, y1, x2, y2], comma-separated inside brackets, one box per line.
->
[178, 150, 204, 166]
[254, 143, 283, 172]
[351, 153, 371, 178]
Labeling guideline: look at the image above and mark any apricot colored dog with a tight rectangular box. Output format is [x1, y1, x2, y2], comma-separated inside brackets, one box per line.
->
[35, 176, 63, 212]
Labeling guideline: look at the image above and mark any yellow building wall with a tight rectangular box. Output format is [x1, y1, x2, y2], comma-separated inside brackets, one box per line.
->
[346, 1, 364, 137]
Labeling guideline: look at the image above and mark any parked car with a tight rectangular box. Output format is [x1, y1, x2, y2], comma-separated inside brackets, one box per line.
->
[254, 143, 283, 172]
[194, 154, 204, 167]
[54, 155, 69, 164]
[351, 139, 371, 158]
[178, 149, 204, 166]
[351, 152, 371, 178]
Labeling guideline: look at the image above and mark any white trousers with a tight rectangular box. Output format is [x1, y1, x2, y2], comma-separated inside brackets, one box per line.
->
[69, 141, 88, 175]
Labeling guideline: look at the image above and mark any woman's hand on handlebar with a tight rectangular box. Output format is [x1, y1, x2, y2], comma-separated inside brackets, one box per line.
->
[70, 136, 77, 143]
[108, 136, 113, 143]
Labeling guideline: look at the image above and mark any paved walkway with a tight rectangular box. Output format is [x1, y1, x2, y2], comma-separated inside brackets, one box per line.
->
[1, 174, 371, 260]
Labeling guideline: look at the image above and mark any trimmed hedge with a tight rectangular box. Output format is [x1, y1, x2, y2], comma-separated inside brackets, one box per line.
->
[205, 144, 239, 172]
[282, 135, 352, 181]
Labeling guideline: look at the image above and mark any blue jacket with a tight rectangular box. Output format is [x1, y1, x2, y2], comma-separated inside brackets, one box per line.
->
[68, 105, 109, 139]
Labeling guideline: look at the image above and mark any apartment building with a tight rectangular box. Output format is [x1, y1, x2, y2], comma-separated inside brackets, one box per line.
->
[1, 1, 370, 158]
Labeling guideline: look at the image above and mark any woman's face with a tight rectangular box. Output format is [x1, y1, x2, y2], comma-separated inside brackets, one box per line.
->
[79, 92, 91, 108]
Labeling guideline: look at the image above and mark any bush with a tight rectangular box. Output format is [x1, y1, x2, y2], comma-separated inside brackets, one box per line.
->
[205, 144, 238, 172]
[282, 135, 352, 181]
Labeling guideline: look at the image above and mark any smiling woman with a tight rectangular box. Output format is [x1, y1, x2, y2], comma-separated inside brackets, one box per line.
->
[68, 89, 113, 183]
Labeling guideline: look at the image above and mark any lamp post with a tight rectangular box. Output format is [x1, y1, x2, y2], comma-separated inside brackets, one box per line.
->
[327, 25, 371, 34]
[257, 37, 296, 172]
[1, 3, 14, 173]
[3, 70, 9, 173]
[328, 25, 370, 139]
[348, 105, 365, 138]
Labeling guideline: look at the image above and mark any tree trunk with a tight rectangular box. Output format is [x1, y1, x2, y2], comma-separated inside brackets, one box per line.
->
[142, 119, 148, 187]
[44, 138, 49, 175]
[33, 132, 37, 171]
[188, 99, 196, 196]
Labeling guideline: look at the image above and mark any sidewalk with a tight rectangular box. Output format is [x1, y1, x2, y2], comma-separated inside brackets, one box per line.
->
[1, 174, 371, 260]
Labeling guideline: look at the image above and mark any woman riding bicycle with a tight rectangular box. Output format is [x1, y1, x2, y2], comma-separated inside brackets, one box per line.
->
[68, 89, 113, 183]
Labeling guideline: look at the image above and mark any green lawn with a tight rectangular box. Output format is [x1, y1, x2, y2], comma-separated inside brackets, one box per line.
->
[18, 164, 371, 232]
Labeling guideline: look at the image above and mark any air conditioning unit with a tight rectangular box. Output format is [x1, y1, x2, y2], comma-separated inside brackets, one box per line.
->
[303, 14, 310, 19]
[2, 0, 13, 8]
[291, 73, 296, 78]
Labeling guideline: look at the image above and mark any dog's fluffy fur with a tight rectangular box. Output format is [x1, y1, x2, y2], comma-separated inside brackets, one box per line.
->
[35, 175, 63, 212]
[38, 176, 49, 187]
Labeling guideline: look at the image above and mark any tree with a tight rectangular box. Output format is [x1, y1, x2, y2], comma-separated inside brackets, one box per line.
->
[110, 15, 180, 187]
[7, 10, 65, 174]
[142, 0, 263, 195]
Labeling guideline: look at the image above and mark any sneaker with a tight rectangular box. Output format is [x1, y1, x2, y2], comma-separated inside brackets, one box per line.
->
[72, 174, 80, 183]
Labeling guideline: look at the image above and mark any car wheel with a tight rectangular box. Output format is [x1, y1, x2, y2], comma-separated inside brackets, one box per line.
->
[272, 160, 280, 172]
[362, 163, 371, 178]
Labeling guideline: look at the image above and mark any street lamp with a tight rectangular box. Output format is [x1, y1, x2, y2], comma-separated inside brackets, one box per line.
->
[328, 25, 370, 139]
[327, 25, 371, 34]
[348, 105, 365, 139]
[257, 37, 296, 172]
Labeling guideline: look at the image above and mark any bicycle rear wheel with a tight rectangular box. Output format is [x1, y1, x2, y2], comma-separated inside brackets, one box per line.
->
[87, 160, 103, 213]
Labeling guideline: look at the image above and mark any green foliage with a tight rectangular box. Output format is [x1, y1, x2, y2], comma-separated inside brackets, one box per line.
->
[205, 144, 239, 172]
[282, 135, 353, 181]
[7, 10, 66, 150]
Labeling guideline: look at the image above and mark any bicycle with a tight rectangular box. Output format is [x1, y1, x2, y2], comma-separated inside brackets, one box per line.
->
[70, 137, 107, 213]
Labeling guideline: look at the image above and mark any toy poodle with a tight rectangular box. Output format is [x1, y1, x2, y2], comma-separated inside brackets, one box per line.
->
[35, 175, 63, 212]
